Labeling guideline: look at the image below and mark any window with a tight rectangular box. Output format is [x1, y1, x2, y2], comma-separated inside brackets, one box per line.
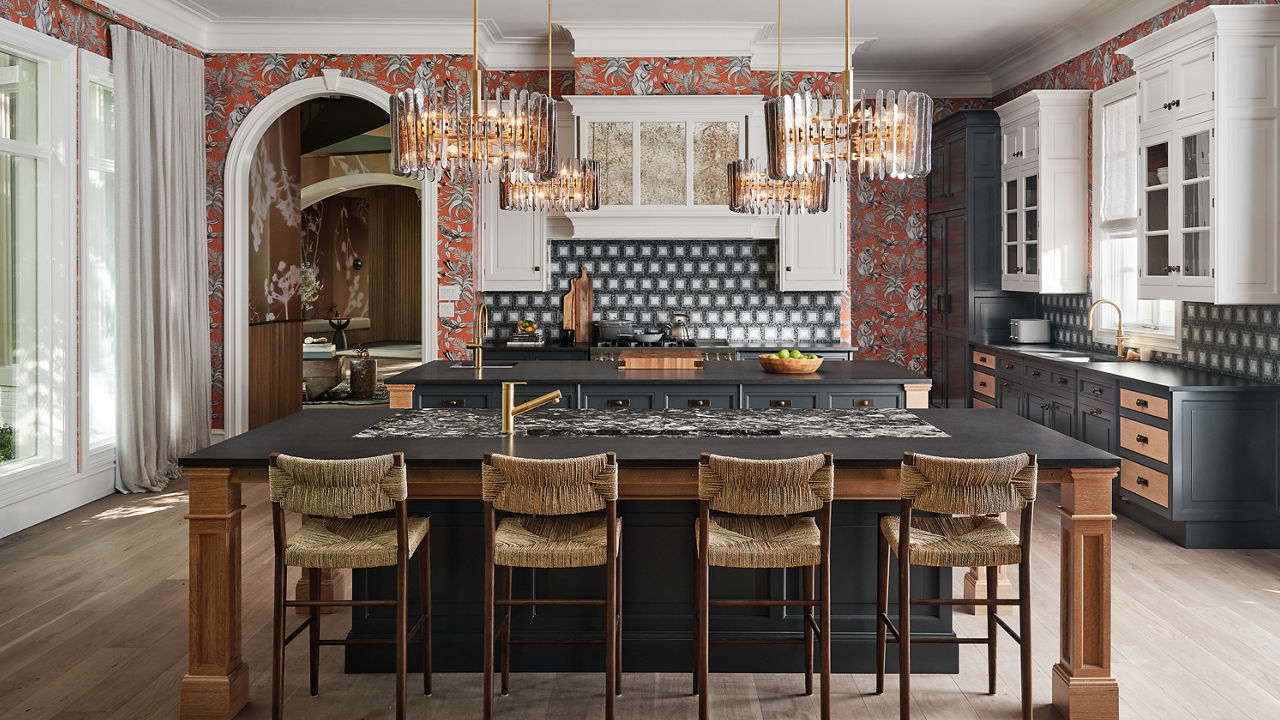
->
[1092, 77, 1180, 352]
[81, 51, 116, 450]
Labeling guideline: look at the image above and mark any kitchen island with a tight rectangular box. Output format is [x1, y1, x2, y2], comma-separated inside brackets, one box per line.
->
[179, 406, 1119, 720]
[386, 359, 932, 411]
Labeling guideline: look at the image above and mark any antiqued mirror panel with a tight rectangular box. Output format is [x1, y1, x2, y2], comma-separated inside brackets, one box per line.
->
[639, 122, 686, 206]
[692, 121, 739, 206]
[589, 121, 634, 206]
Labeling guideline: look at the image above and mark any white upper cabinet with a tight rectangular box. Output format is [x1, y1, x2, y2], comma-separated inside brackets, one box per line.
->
[1120, 6, 1280, 304]
[563, 95, 778, 239]
[996, 90, 1090, 294]
[778, 166, 848, 292]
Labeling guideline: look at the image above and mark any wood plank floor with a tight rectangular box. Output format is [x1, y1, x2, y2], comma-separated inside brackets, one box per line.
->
[1, 480, 1278, 719]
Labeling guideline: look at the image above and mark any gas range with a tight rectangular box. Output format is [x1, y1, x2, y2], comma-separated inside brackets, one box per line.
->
[590, 338, 738, 362]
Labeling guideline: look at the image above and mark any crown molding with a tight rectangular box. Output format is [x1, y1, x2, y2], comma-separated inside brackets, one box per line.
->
[748, 36, 874, 73]
[848, 71, 993, 99]
[97, 0, 212, 49]
[985, 0, 1182, 94]
[561, 21, 766, 58]
[202, 17, 480, 54]
[477, 20, 574, 71]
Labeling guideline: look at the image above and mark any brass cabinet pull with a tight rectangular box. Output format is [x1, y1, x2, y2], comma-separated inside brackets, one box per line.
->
[687, 399, 709, 407]
[1001, 381, 1011, 388]
[770, 399, 793, 408]
[1135, 398, 1149, 408]
[1030, 370, 1041, 378]
[533, 265, 541, 271]
[1040, 403, 1052, 410]
[785, 266, 793, 272]
[1058, 377, 1069, 385]
[979, 381, 988, 387]
[853, 399, 876, 407]
[608, 399, 630, 408]
[1089, 408, 1102, 416]
[1004, 362, 1015, 370]
[443, 399, 464, 407]
[1091, 387, 1104, 395]
[1137, 477, 1150, 487]
[1135, 434, 1149, 444]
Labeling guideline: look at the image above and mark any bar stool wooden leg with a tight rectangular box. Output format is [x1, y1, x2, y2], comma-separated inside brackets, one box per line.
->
[875, 529, 888, 695]
[396, 551, 407, 719]
[308, 567, 320, 697]
[698, 507, 710, 720]
[803, 565, 814, 696]
[272, 558, 286, 720]
[483, 506, 496, 720]
[419, 531, 431, 696]
[605, 528, 617, 718]
[692, 547, 701, 696]
[501, 566, 512, 695]
[819, 504, 832, 720]
[616, 547, 623, 696]
[1019, 561, 1032, 720]
[899, 547, 911, 720]
[987, 564, 998, 695]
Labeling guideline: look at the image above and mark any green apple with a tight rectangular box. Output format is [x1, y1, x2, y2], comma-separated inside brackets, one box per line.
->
[765, 353, 779, 359]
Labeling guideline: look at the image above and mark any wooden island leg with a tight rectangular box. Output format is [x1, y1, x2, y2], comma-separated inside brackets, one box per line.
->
[182, 466, 249, 720]
[1053, 467, 1120, 720]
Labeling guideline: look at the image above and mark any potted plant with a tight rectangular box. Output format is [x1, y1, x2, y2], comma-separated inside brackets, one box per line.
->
[0, 424, 14, 463]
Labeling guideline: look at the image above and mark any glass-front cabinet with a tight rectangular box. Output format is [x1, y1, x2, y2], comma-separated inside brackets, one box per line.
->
[1002, 174, 1040, 284]
[1138, 120, 1214, 302]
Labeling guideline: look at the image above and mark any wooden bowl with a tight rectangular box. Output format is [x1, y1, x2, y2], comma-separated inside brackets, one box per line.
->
[758, 356, 824, 374]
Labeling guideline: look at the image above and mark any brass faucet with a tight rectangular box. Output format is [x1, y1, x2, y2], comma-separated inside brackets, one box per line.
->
[501, 381, 561, 434]
[1086, 299, 1128, 359]
[466, 303, 490, 374]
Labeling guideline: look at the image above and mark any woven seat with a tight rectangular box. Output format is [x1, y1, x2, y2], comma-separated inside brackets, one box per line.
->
[697, 515, 821, 568]
[878, 515, 1020, 568]
[285, 516, 430, 569]
[494, 515, 622, 569]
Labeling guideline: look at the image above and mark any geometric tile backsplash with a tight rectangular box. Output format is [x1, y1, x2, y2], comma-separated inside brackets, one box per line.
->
[1040, 293, 1280, 383]
[482, 238, 844, 343]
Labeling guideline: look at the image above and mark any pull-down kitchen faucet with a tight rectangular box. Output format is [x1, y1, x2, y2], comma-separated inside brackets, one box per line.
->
[500, 382, 561, 434]
[466, 303, 489, 374]
[1086, 299, 1128, 359]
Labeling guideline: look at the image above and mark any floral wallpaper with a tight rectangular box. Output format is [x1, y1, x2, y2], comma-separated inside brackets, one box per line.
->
[247, 109, 302, 323]
[485, 69, 574, 100]
[573, 56, 841, 97]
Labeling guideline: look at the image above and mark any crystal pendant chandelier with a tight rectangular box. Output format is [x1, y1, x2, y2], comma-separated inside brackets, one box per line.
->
[390, 0, 556, 184]
[764, 0, 933, 182]
[499, 0, 601, 212]
[726, 0, 832, 215]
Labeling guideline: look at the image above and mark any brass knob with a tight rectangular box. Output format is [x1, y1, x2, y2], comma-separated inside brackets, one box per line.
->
[533, 265, 541, 271]
[785, 266, 793, 272]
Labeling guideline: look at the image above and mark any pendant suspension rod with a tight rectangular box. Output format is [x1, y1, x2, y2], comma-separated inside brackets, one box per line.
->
[472, 0, 481, 109]
[775, 0, 782, 96]
[843, 0, 852, 100]
[548, 0, 553, 95]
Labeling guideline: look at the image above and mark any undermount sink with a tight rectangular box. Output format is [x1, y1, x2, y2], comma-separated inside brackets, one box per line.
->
[448, 362, 519, 369]
[1020, 350, 1092, 363]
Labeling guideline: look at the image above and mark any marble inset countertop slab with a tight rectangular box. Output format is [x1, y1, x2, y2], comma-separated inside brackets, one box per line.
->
[354, 408, 949, 440]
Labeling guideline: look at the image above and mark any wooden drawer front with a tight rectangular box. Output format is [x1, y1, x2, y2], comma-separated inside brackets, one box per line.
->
[1049, 369, 1077, 393]
[1024, 362, 1052, 385]
[1120, 458, 1170, 508]
[1119, 388, 1170, 420]
[1120, 417, 1170, 464]
[828, 392, 903, 409]
[996, 355, 1022, 376]
[972, 350, 996, 370]
[1079, 376, 1117, 404]
[972, 397, 995, 409]
[973, 371, 996, 398]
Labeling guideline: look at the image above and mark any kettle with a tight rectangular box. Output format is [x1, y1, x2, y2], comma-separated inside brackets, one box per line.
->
[666, 313, 693, 341]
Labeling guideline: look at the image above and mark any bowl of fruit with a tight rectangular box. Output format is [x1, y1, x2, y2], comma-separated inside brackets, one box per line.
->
[758, 349, 824, 374]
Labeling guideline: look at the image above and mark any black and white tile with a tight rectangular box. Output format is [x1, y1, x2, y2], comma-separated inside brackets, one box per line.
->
[483, 239, 844, 344]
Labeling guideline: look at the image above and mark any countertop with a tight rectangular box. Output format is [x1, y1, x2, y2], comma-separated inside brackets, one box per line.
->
[182, 407, 1116, 469]
[977, 343, 1280, 391]
[385, 359, 928, 386]
[480, 342, 859, 353]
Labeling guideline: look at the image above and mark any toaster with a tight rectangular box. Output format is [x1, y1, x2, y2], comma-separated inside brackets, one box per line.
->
[1009, 318, 1050, 344]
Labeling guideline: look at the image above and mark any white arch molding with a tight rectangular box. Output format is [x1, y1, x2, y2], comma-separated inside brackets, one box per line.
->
[300, 173, 421, 209]
[222, 70, 439, 437]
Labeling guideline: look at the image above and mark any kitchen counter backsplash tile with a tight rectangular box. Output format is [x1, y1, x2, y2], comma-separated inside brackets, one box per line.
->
[483, 239, 843, 343]
[1039, 294, 1280, 383]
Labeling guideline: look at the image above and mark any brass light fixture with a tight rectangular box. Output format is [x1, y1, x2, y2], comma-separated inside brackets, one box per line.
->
[764, 0, 933, 182]
[390, 0, 557, 184]
[727, 0, 832, 215]
[499, 0, 601, 212]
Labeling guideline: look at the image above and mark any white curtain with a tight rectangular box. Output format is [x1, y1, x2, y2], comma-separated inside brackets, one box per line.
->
[111, 26, 211, 492]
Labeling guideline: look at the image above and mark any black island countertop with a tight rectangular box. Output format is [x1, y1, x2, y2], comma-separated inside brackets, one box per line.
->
[386, 359, 923, 386]
[977, 343, 1280, 391]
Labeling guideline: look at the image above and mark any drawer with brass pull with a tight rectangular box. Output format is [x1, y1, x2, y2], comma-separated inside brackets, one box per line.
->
[1120, 388, 1169, 420]
[744, 390, 820, 409]
[582, 388, 656, 410]
[972, 350, 995, 370]
[973, 370, 995, 398]
[664, 392, 738, 410]
[995, 355, 1022, 377]
[1119, 458, 1169, 508]
[416, 393, 492, 409]
[1120, 417, 1169, 464]
[1079, 376, 1117, 404]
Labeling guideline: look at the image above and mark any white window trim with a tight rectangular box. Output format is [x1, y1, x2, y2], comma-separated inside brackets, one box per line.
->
[1090, 75, 1182, 355]
[0, 22, 77, 501]
[78, 48, 116, 471]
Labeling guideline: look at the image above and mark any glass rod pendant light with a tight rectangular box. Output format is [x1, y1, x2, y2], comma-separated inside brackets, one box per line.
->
[390, 0, 556, 184]
[764, 0, 933, 182]
[727, 0, 832, 215]
[499, 0, 601, 212]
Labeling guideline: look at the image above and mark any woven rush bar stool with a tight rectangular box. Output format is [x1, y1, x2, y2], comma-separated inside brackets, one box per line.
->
[875, 451, 1037, 720]
[694, 452, 834, 720]
[268, 452, 431, 720]
[481, 452, 621, 720]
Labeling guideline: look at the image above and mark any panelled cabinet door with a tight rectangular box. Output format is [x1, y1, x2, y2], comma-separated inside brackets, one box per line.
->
[1176, 42, 1216, 121]
[1138, 62, 1176, 127]
[1138, 116, 1215, 302]
[778, 167, 848, 291]
[478, 182, 548, 292]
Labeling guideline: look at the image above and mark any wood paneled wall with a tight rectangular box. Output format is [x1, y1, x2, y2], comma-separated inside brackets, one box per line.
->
[248, 321, 303, 428]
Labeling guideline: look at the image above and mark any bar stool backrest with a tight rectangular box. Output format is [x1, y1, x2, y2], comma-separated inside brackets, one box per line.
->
[698, 452, 833, 516]
[482, 452, 618, 515]
[269, 453, 406, 516]
[899, 452, 1037, 515]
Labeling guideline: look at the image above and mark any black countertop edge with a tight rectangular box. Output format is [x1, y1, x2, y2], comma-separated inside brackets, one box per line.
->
[480, 343, 860, 352]
[385, 359, 926, 386]
[973, 342, 1280, 391]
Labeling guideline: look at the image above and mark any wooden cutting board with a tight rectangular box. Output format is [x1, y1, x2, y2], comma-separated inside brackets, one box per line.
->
[616, 349, 705, 370]
[562, 266, 593, 343]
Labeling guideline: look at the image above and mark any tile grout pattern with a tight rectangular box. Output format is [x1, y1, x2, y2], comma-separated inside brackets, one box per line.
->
[483, 239, 844, 344]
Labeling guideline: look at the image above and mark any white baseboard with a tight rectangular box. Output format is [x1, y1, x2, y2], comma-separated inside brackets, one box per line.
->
[0, 464, 115, 538]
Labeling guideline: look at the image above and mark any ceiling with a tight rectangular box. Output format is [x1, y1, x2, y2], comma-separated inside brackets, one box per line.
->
[110, 0, 1183, 93]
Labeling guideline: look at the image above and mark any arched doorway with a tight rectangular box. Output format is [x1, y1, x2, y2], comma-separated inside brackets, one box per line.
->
[222, 70, 438, 437]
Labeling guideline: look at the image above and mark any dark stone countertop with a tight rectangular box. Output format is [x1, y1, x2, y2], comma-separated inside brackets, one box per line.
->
[385, 360, 928, 387]
[735, 343, 860, 352]
[181, 407, 1116, 469]
[977, 343, 1280, 391]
